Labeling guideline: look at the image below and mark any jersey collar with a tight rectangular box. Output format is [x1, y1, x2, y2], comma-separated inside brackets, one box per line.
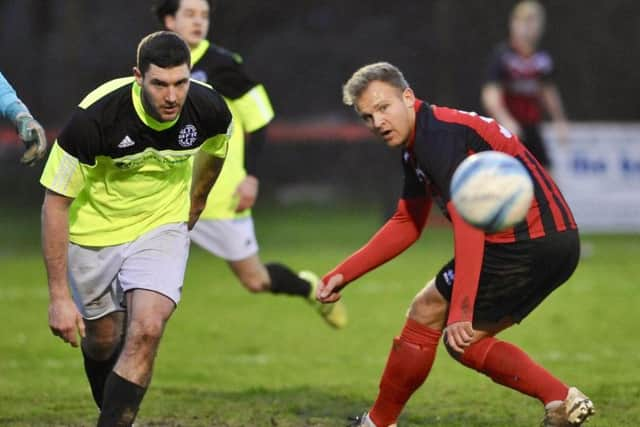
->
[131, 82, 180, 131]
[191, 40, 210, 66]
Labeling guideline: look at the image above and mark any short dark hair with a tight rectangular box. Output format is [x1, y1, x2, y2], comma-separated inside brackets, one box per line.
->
[136, 31, 191, 75]
[152, 0, 215, 27]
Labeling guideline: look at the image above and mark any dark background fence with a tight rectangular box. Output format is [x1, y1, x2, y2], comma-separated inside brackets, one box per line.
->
[0, 1, 637, 210]
[1, 0, 638, 125]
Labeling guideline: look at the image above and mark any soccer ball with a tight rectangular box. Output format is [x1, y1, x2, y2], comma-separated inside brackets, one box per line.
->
[450, 151, 534, 233]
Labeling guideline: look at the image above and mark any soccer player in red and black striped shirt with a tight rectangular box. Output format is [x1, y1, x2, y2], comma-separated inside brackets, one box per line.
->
[481, 0, 568, 169]
[317, 62, 595, 427]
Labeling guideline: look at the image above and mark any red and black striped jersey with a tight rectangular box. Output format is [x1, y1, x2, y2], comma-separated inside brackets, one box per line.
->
[403, 100, 576, 243]
[485, 42, 554, 125]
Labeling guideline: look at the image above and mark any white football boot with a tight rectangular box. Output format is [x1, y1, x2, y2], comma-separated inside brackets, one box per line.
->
[542, 387, 595, 426]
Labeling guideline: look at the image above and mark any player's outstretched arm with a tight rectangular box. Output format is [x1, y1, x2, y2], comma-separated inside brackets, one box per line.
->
[189, 150, 225, 229]
[318, 197, 431, 302]
[42, 189, 85, 347]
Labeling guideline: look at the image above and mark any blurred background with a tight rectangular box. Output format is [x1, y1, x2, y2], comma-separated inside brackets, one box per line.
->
[1, 0, 639, 230]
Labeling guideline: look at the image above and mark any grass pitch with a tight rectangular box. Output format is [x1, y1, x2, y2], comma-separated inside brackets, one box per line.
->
[0, 205, 638, 426]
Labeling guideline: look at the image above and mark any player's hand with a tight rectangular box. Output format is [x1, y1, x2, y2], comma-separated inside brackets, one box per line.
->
[48, 297, 85, 347]
[317, 274, 344, 303]
[15, 113, 47, 166]
[234, 175, 259, 212]
[445, 321, 475, 354]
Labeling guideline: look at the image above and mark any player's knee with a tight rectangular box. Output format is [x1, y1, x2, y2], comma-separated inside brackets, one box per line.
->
[128, 317, 166, 343]
[83, 334, 121, 360]
[407, 284, 447, 329]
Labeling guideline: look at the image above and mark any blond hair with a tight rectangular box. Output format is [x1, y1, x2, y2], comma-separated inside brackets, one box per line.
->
[342, 62, 410, 106]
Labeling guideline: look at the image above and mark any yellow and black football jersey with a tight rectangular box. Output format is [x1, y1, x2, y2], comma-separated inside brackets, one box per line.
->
[40, 77, 232, 246]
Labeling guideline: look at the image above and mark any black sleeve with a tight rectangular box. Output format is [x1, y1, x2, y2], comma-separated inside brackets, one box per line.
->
[244, 125, 268, 177]
[56, 108, 101, 165]
[207, 50, 258, 99]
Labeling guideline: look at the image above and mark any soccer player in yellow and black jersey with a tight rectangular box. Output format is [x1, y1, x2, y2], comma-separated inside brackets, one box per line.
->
[40, 31, 231, 426]
[153, 0, 347, 328]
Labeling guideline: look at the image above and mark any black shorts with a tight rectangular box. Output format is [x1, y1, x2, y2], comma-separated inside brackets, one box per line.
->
[435, 230, 580, 324]
[522, 125, 551, 168]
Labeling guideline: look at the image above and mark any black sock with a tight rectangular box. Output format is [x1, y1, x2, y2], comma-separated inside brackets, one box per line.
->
[82, 340, 123, 409]
[266, 262, 312, 298]
[97, 372, 147, 427]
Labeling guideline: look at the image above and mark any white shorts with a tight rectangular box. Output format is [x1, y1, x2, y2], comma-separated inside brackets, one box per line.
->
[68, 223, 190, 320]
[189, 217, 259, 261]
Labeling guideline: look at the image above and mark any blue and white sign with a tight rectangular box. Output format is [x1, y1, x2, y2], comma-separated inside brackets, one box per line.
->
[545, 123, 640, 232]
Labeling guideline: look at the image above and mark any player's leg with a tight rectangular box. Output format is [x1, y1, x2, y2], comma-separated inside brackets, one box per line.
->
[228, 254, 269, 292]
[228, 254, 308, 296]
[445, 318, 570, 405]
[81, 313, 125, 408]
[445, 320, 593, 425]
[98, 289, 175, 427]
[192, 216, 348, 327]
[67, 242, 127, 409]
[97, 223, 188, 426]
[192, 216, 311, 295]
[444, 230, 593, 425]
[364, 278, 447, 427]
[228, 255, 348, 328]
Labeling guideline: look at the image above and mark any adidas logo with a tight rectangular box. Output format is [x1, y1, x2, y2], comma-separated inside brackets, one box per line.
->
[117, 135, 135, 148]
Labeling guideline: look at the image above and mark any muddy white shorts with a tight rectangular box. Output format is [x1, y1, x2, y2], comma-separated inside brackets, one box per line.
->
[68, 222, 190, 320]
[189, 216, 259, 261]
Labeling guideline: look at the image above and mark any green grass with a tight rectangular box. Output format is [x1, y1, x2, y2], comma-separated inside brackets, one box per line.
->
[1, 205, 639, 426]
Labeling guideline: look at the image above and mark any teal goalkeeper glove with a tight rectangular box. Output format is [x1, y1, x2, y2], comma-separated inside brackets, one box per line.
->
[15, 112, 47, 166]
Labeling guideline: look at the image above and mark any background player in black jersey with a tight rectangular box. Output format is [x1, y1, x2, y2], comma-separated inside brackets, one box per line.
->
[153, 0, 347, 328]
[41, 32, 231, 426]
[316, 62, 594, 427]
[481, 0, 568, 169]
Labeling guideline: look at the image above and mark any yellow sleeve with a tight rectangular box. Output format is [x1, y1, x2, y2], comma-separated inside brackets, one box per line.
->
[230, 84, 275, 133]
[40, 141, 85, 197]
[199, 121, 231, 158]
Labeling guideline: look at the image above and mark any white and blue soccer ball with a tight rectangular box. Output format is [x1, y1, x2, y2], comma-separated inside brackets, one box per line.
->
[450, 151, 534, 233]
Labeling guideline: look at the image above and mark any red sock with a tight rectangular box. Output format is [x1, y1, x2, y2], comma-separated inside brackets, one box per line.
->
[459, 337, 568, 404]
[369, 318, 441, 427]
